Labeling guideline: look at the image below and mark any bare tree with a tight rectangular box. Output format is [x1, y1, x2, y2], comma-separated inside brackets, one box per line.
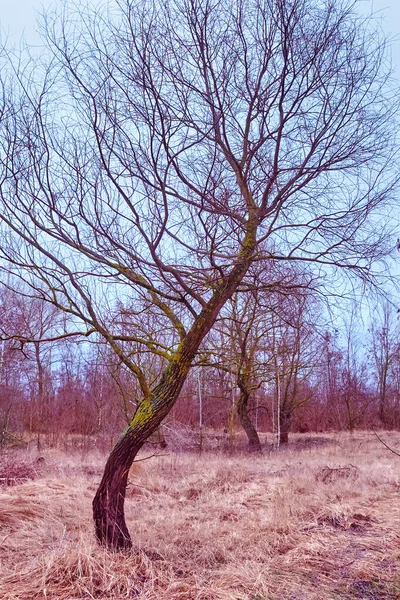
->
[205, 263, 317, 451]
[0, 0, 398, 548]
[0, 287, 66, 445]
[228, 290, 266, 453]
[341, 308, 371, 432]
[269, 289, 318, 444]
[388, 342, 400, 428]
[369, 300, 398, 426]
[206, 287, 266, 453]
[319, 329, 344, 429]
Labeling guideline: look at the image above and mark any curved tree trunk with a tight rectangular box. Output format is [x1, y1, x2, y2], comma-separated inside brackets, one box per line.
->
[93, 364, 187, 550]
[236, 390, 262, 453]
[93, 218, 259, 550]
[93, 436, 142, 550]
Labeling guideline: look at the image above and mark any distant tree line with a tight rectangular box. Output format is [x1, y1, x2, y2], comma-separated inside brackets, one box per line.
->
[1, 287, 399, 452]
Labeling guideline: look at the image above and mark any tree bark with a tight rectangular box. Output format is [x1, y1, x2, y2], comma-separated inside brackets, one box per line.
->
[236, 390, 262, 453]
[279, 412, 291, 445]
[93, 365, 186, 549]
[379, 394, 387, 426]
[93, 218, 258, 549]
[92, 436, 142, 550]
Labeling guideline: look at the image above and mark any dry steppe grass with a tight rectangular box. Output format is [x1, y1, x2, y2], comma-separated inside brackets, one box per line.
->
[1, 431, 400, 599]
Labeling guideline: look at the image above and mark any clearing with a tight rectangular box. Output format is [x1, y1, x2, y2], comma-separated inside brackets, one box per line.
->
[0, 431, 399, 599]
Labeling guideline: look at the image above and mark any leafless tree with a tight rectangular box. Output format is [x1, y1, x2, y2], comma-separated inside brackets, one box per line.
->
[320, 328, 344, 429]
[205, 262, 317, 451]
[369, 300, 398, 426]
[226, 290, 267, 453]
[204, 287, 267, 452]
[0, 287, 66, 444]
[269, 289, 319, 444]
[0, 0, 398, 548]
[334, 307, 371, 433]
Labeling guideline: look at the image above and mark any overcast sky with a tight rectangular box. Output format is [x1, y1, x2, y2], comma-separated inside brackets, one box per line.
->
[366, 0, 400, 80]
[1, 0, 400, 68]
[1, 0, 398, 308]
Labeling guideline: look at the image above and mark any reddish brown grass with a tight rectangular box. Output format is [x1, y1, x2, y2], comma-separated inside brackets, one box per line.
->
[0, 432, 400, 599]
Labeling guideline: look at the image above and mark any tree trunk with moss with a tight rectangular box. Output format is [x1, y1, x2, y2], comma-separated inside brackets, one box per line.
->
[93, 363, 186, 549]
[93, 235, 258, 549]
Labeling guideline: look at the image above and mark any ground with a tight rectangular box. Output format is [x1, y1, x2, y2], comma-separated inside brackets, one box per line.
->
[0, 431, 400, 599]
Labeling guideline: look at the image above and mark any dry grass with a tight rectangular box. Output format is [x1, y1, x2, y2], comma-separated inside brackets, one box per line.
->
[1, 431, 400, 599]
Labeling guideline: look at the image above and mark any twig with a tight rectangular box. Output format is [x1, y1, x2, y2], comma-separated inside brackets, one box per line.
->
[373, 430, 400, 457]
[133, 452, 169, 463]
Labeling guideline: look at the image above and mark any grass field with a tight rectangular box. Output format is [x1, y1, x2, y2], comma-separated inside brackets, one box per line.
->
[0, 431, 400, 599]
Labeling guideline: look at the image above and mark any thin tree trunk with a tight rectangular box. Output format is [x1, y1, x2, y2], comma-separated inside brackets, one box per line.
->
[379, 388, 387, 426]
[197, 370, 203, 453]
[34, 341, 44, 451]
[279, 411, 291, 445]
[236, 390, 262, 453]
